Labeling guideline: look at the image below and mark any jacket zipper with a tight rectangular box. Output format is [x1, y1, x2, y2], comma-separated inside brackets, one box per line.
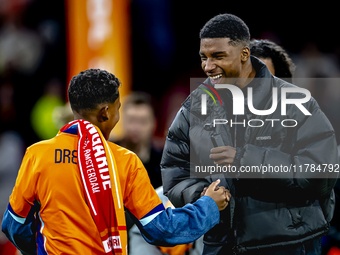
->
[233, 115, 238, 254]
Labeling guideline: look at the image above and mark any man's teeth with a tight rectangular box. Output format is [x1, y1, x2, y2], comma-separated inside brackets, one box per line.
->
[210, 74, 222, 80]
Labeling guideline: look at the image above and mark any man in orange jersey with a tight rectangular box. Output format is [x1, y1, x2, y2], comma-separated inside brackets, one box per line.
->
[1, 69, 230, 255]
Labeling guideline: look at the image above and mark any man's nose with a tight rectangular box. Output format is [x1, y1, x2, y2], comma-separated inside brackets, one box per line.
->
[204, 58, 216, 72]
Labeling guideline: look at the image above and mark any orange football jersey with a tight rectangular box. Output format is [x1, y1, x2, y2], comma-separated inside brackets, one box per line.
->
[9, 129, 162, 254]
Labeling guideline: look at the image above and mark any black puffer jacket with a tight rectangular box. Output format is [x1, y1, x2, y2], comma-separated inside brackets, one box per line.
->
[161, 57, 338, 254]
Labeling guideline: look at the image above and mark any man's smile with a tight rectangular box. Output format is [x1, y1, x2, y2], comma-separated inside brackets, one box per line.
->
[209, 74, 223, 85]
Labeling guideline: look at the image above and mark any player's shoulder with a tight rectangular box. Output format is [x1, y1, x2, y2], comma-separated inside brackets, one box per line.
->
[106, 141, 145, 177]
[26, 134, 72, 156]
[26, 137, 57, 153]
[107, 141, 138, 160]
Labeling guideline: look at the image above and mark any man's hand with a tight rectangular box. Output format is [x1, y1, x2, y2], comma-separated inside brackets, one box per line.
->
[210, 146, 236, 166]
[204, 179, 231, 211]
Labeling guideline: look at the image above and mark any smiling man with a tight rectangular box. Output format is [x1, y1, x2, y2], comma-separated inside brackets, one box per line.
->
[161, 14, 338, 255]
[199, 36, 255, 87]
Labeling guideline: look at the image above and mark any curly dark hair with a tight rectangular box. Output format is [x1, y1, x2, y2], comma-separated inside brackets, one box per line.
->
[250, 39, 295, 81]
[200, 13, 250, 46]
[68, 69, 121, 113]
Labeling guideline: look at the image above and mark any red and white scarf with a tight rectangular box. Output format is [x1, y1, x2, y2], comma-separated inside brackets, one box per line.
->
[59, 120, 127, 254]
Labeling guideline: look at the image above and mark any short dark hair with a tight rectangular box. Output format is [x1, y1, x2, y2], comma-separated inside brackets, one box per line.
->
[200, 13, 250, 46]
[250, 39, 295, 80]
[68, 69, 120, 113]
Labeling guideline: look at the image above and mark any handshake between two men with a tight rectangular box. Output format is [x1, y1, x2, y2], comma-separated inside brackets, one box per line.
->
[202, 145, 235, 211]
[203, 179, 231, 211]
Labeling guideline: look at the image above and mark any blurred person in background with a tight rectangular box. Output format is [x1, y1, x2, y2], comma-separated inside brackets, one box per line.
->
[113, 92, 163, 248]
[0, 0, 66, 147]
[249, 39, 295, 82]
[0, 0, 43, 76]
[114, 91, 162, 189]
[0, 0, 44, 147]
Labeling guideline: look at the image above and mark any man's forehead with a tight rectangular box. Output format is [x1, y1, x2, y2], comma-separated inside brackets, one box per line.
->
[124, 103, 153, 113]
[199, 38, 234, 52]
[200, 38, 232, 46]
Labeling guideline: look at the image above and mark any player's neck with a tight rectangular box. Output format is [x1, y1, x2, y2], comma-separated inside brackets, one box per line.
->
[73, 113, 101, 131]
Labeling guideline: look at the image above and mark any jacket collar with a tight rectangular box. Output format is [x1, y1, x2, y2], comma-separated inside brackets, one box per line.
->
[245, 56, 274, 113]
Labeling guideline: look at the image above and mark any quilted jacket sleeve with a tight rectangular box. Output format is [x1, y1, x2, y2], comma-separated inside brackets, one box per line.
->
[161, 106, 209, 208]
[239, 97, 339, 199]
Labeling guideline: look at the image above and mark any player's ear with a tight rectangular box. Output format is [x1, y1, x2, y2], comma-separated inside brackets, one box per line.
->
[98, 105, 109, 122]
[241, 46, 250, 62]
